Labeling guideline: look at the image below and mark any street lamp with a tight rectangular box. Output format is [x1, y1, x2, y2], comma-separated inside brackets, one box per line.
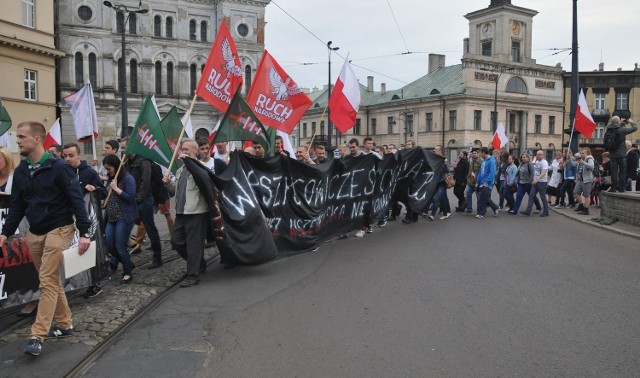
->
[103, 1, 148, 138]
[326, 41, 339, 149]
[481, 66, 513, 133]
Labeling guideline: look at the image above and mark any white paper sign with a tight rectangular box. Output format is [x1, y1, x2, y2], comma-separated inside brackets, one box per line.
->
[62, 241, 96, 279]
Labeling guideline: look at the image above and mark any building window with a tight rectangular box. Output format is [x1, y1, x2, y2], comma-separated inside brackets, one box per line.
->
[509, 113, 516, 133]
[78, 6, 92, 21]
[388, 116, 395, 134]
[506, 77, 527, 94]
[116, 12, 124, 34]
[117, 58, 125, 91]
[22, 0, 35, 28]
[201, 21, 208, 42]
[534, 115, 542, 134]
[595, 122, 605, 139]
[154, 15, 161, 37]
[130, 59, 137, 93]
[616, 92, 629, 110]
[190, 64, 197, 95]
[549, 116, 555, 135]
[594, 93, 606, 113]
[244, 65, 252, 94]
[511, 41, 521, 63]
[320, 121, 325, 136]
[311, 121, 316, 135]
[405, 114, 413, 135]
[354, 118, 361, 135]
[75, 52, 84, 87]
[189, 20, 197, 41]
[426, 112, 433, 132]
[474, 110, 482, 130]
[371, 118, 377, 135]
[449, 110, 457, 130]
[24, 69, 36, 100]
[303, 123, 307, 138]
[89, 53, 97, 86]
[166, 17, 173, 38]
[482, 41, 492, 57]
[155, 61, 162, 95]
[167, 62, 174, 95]
[237, 23, 249, 37]
[129, 13, 136, 34]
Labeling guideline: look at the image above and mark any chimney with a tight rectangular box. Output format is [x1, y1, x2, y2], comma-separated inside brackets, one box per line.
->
[598, 62, 604, 71]
[463, 38, 469, 54]
[490, 0, 511, 6]
[367, 76, 374, 91]
[381, 83, 386, 95]
[428, 53, 446, 74]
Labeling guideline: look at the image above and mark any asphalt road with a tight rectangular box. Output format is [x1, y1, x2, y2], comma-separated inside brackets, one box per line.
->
[85, 208, 640, 377]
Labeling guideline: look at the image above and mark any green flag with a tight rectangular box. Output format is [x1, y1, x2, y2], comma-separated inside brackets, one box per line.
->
[213, 91, 271, 155]
[160, 106, 184, 173]
[126, 96, 174, 168]
[0, 100, 12, 137]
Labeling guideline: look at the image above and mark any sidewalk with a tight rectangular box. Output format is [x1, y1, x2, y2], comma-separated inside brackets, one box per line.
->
[0, 211, 220, 377]
[550, 202, 640, 241]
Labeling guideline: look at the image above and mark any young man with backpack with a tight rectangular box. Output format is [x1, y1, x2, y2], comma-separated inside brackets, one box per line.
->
[571, 148, 596, 215]
[603, 116, 637, 192]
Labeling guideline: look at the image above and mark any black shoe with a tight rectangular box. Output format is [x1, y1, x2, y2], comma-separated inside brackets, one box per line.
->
[539, 213, 549, 217]
[402, 217, 411, 224]
[180, 278, 199, 288]
[578, 209, 590, 215]
[519, 211, 531, 216]
[83, 285, 102, 299]
[148, 261, 163, 269]
[388, 215, 397, 221]
[574, 204, 585, 212]
[24, 337, 42, 356]
[47, 325, 74, 339]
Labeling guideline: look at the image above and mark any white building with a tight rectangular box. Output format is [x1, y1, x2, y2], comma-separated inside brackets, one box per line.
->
[56, 0, 269, 154]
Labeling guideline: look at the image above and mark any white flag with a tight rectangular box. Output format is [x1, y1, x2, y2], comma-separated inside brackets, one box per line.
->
[64, 83, 99, 141]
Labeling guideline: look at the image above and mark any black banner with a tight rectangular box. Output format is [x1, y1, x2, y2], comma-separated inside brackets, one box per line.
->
[196, 147, 443, 265]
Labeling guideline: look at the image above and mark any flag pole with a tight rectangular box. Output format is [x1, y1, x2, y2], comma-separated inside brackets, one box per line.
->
[166, 93, 198, 175]
[102, 155, 128, 209]
[308, 105, 329, 147]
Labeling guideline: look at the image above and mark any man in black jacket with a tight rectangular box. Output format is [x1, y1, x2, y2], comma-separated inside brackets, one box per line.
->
[0, 122, 91, 356]
[453, 151, 469, 212]
[625, 141, 638, 191]
[125, 154, 163, 268]
[606, 116, 637, 192]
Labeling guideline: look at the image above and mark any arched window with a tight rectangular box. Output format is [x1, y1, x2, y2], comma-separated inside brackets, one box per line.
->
[166, 17, 173, 38]
[130, 59, 138, 93]
[88, 53, 97, 85]
[153, 15, 161, 37]
[190, 64, 197, 94]
[167, 62, 174, 95]
[117, 58, 125, 91]
[244, 65, 252, 94]
[75, 52, 84, 87]
[116, 12, 124, 34]
[189, 20, 197, 40]
[128, 13, 136, 34]
[155, 61, 162, 94]
[200, 21, 207, 41]
[506, 77, 528, 94]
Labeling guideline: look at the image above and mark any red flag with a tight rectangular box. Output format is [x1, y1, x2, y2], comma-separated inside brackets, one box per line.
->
[196, 19, 243, 113]
[491, 122, 508, 151]
[246, 50, 312, 134]
[44, 118, 62, 150]
[574, 90, 596, 139]
[329, 55, 361, 133]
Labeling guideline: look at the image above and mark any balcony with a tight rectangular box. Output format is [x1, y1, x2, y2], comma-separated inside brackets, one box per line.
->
[592, 108, 609, 116]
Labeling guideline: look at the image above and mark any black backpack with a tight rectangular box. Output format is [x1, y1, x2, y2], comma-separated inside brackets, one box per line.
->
[591, 159, 600, 178]
[603, 127, 619, 151]
[150, 162, 168, 205]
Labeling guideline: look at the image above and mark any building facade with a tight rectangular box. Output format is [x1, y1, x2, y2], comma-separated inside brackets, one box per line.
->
[562, 64, 640, 158]
[56, 0, 269, 155]
[298, 0, 565, 163]
[0, 0, 65, 159]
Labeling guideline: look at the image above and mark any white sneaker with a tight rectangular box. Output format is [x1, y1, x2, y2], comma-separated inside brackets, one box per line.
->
[355, 230, 366, 238]
[440, 213, 451, 220]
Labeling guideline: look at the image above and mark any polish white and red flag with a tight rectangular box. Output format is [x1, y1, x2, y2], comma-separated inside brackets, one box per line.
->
[328, 55, 361, 133]
[64, 82, 99, 142]
[44, 118, 62, 150]
[574, 89, 596, 139]
[491, 122, 508, 151]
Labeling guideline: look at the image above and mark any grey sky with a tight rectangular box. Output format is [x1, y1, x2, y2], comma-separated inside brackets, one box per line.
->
[264, 0, 639, 91]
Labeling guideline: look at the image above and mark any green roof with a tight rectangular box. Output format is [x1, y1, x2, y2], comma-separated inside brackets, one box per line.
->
[308, 64, 465, 111]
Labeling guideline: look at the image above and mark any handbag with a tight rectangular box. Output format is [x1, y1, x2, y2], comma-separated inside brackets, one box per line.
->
[444, 173, 455, 189]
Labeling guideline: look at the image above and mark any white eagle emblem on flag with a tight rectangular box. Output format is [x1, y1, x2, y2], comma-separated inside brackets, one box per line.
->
[222, 38, 243, 78]
[269, 67, 303, 101]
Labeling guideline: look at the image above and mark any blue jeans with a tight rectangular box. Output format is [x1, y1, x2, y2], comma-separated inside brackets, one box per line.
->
[513, 183, 541, 213]
[558, 179, 575, 206]
[430, 185, 451, 216]
[477, 186, 498, 216]
[139, 195, 162, 262]
[464, 184, 476, 211]
[498, 179, 506, 208]
[525, 182, 549, 215]
[501, 184, 515, 210]
[106, 219, 135, 275]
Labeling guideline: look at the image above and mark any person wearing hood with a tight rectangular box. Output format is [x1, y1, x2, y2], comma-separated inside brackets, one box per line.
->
[605, 116, 637, 192]
[475, 147, 500, 219]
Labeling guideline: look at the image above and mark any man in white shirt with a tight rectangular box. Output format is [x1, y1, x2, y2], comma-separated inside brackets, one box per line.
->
[522, 150, 549, 217]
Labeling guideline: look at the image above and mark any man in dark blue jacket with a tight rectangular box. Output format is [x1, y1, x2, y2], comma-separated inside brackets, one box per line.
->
[475, 147, 500, 219]
[0, 122, 91, 356]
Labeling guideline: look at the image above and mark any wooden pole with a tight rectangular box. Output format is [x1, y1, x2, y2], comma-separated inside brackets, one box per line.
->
[166, 93, 198, 175]
[102, 155, 127, 209]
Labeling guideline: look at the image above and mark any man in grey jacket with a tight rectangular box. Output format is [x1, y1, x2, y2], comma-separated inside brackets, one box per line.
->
[163, 139, 210, 287]
[606, 116, 637, 192]
[571, 147, 596, 215]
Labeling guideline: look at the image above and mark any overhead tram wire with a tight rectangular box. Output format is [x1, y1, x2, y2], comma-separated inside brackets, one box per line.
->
[385, 0, 411, 54]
